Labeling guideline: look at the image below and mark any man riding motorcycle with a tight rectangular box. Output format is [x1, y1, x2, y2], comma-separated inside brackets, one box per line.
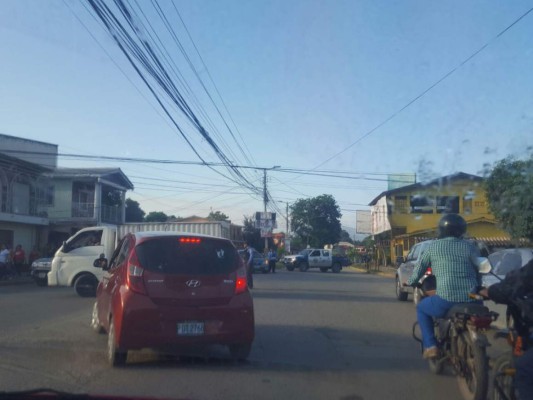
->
[406, 213, 481, 359]
[479, 258, 533, 400]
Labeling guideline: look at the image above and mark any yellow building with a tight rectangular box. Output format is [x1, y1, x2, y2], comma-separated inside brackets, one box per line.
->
[368, 172, 512, 265]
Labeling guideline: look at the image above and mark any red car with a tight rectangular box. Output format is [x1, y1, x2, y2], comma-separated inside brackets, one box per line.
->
[90, 232, 254, 366]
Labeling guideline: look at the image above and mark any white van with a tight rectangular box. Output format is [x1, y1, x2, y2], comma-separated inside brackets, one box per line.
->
[47, 226, 117, 297]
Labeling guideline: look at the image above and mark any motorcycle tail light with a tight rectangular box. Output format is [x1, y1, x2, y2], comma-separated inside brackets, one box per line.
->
[426, 267, 432, 274]
[469, 315, 492, 329]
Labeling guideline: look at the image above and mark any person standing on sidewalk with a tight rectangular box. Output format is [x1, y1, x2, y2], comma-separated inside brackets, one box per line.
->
[268, 248, 277, 273]
[243, 242, 254, 289]
[12, 244, 26, 276]
[0, 244, 11, 280]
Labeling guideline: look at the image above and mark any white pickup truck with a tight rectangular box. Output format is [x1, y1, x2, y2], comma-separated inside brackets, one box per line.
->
[283, 248, 351, 273]
[47, 221, 232, 297]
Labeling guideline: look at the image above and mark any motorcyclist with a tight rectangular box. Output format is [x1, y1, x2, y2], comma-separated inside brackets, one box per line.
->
[479, 258, 533, 400]
[406, 213, 481, 359]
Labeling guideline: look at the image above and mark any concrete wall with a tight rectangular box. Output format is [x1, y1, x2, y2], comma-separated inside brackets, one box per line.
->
[46, 180, 72, 219]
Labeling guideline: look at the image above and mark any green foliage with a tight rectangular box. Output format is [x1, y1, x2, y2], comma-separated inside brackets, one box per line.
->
[242, 215, 262, 249]
[484, 155, 533, 240]
[207, 210, 229, 221]
[125, 198, 145, 222]
[145, 211, 168, 222]
[290, 194, 342, 248]
[340, 230, 353, 243]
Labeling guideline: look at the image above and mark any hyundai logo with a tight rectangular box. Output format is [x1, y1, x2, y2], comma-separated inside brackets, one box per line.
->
[185, 280, 201, 288]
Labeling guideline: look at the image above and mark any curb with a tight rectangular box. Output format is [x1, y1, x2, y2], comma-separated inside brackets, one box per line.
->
[0, 277, 35, 287]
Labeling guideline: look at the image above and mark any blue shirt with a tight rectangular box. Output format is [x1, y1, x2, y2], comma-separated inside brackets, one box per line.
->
[406, 237, 480, 303]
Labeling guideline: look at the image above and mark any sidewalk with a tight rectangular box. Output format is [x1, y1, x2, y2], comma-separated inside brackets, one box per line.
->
[0, 274, 35, 287]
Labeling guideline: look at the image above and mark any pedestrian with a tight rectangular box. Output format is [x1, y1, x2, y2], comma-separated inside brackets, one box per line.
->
[0, 244, 11, 280]
[268, 248, 277, 273]
[13, 244, 26, 276]
[29, 246, 41, 266]
[243, 242, 254, 289]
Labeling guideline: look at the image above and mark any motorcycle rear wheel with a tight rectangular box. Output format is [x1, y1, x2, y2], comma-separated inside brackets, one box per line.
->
[456, 332, 489, 400]
[489, 352, 516, 400]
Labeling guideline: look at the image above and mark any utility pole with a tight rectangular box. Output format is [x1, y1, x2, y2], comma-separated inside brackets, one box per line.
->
[286, 202, 291, 253]
[263, 169, 268, 252]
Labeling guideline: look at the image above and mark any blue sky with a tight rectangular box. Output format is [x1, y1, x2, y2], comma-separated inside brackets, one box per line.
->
[1, 0, 532, 236]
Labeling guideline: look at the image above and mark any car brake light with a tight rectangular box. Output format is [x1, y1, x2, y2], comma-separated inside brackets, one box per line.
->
[179, 237, 201, 244]
[235, 267, 248, 295]
[126, 251, 147, 295]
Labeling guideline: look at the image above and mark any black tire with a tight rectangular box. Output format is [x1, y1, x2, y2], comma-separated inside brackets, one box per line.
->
[228, 343, 252, 361]
[489, 353, 516, 400]
[396, 277, 408, 301]
[107, 318, 127, 366]
[299, 262, 309, 272]
[331, 263, 341, 273]
[456, 332, 489, 400]
[35, 278, 47, 287]
[320, 267, 328, 273]
[286, 265, 294, 271]
[74, 274, 98, 297]
[91, 302, 105, 334]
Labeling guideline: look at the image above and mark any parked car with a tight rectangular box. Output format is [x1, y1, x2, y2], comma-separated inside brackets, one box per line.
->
[395, 240, 434, 303]
[238, 248, 269, 273]
[30, 258, 52, 287]
[91, 232, 255, 366]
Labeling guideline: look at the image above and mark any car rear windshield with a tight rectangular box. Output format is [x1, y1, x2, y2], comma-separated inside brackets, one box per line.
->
[135, 237, 239, 275]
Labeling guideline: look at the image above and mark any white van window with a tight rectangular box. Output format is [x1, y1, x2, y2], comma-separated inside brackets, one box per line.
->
[65, 230, 103, 252]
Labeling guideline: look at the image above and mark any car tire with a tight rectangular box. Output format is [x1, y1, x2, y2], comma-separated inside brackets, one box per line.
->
[299, 262, 309, 272]
[319, 267, 328, 273]
[286, 265, 294, 271]
[331, 263, 341, 273]
[35, 278, 47, 287]
[228, 343, 252, 361]
[396, 277, 408, 301]
[91, 302, 105, 334]
[107, 318, 127, 367]
[74, 274, 98, 297]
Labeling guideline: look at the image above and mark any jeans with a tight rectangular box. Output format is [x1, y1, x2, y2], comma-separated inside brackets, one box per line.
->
[417, 295, 456, 349]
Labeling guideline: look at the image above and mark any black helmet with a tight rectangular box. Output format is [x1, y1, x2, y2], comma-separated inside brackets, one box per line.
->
[438, 213, 467, 238]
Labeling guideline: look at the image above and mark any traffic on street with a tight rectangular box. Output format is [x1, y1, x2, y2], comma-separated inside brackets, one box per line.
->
[0, 267, 504, 400]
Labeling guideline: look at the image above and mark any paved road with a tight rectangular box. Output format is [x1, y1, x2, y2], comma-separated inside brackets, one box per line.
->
[0, 268, 499, 400]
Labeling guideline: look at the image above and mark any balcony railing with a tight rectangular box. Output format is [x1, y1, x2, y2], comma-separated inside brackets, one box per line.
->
[71, 202, 122, 223]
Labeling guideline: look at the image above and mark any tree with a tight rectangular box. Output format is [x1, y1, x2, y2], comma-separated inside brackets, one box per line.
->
[207, 211, 229, 221]
[290, 194, 342, 248]
[485, 155, 533, 240]
[340, 230, 354, 244]
[145, 211, 168, 222]
[242, 215, 262, 249]
[125, 198, 145, 222]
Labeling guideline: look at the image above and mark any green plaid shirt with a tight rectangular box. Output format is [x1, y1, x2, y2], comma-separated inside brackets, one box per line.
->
[406, 237, 480, 303]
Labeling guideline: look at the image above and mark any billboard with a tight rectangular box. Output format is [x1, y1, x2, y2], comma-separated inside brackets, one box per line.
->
[372, 196, 391, 235]
[255, 212, 277, 238]
[388, 174, 416, 190]
[356, 210, 372, 234]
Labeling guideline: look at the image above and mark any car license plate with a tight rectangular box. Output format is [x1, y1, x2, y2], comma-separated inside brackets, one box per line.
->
[38, 272, 47, 278]
[177, 322, 204, 336]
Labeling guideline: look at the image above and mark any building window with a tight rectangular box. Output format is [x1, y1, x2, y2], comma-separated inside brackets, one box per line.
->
[436, 196, 459, 214]
[410, 195, 434, 214]
[36, 185, 55, 206]
[394, 196, 409, 214]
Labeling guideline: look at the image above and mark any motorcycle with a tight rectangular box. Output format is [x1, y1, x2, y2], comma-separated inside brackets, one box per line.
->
[410, 259, 499, 400]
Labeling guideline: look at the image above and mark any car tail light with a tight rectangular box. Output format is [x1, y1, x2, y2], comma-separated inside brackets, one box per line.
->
[469, 315, 492, 329]
[235, 267, 248, 295]
[126, 250, 147, 295]
[179, 237, 201, 244]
